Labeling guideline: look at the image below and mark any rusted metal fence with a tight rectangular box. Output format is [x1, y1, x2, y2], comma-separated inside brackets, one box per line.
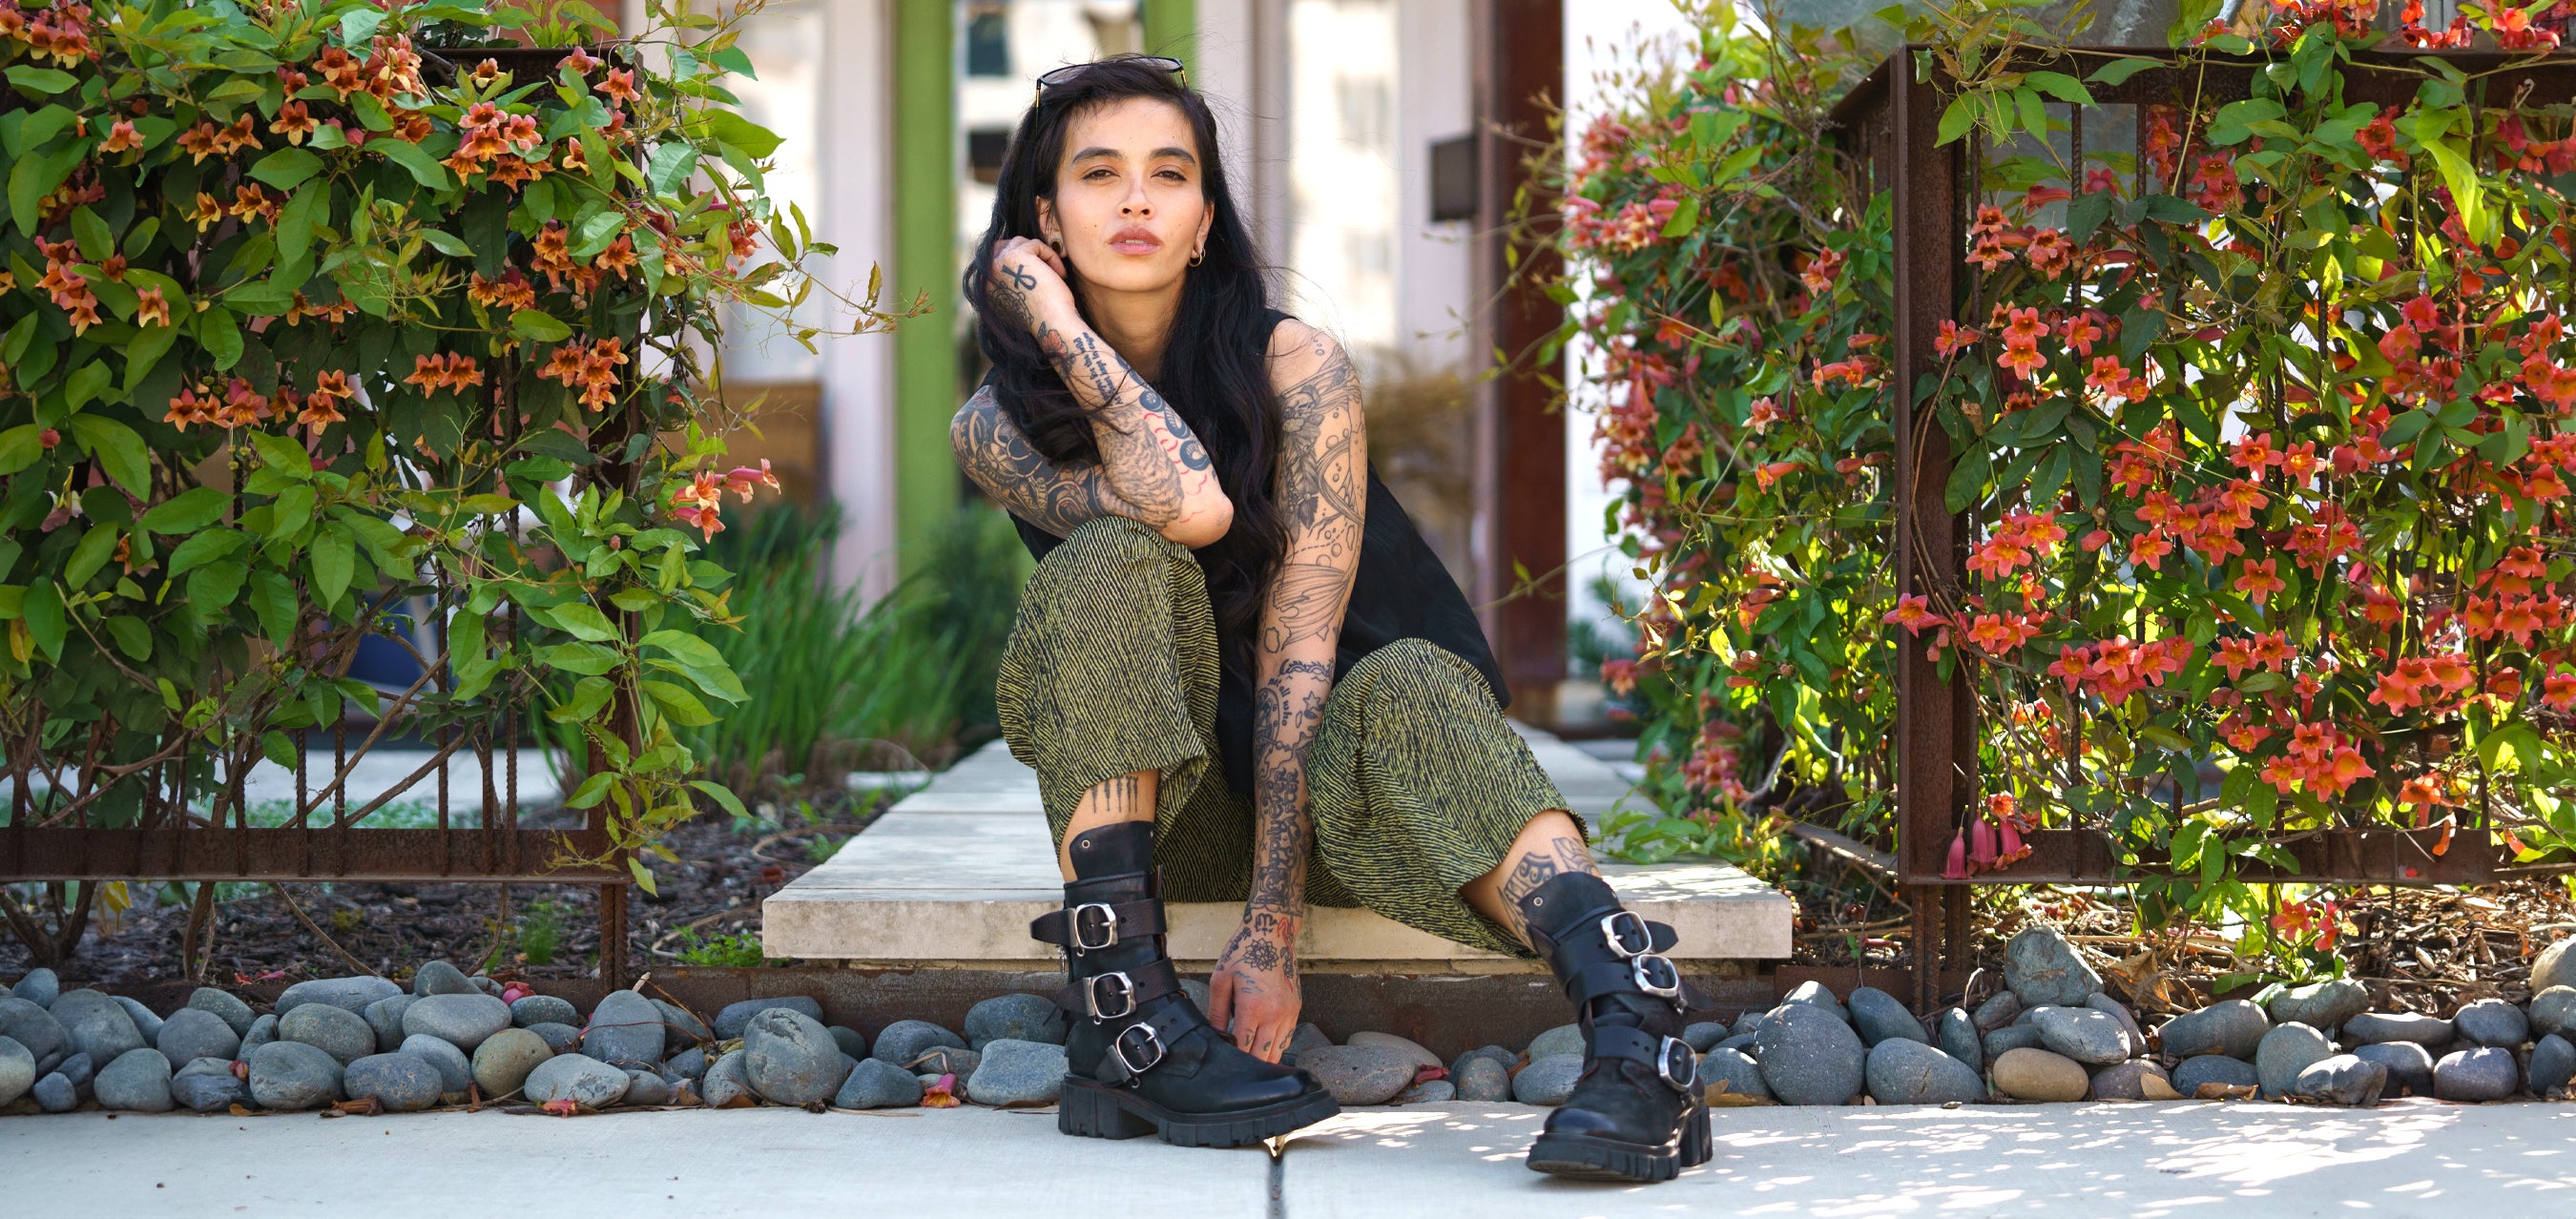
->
[0, 603, 636, 988]
[1831, 47, 2576, 1008]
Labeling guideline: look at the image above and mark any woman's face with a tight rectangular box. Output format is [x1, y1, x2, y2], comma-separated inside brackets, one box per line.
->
[1037, 96, 1213, 298]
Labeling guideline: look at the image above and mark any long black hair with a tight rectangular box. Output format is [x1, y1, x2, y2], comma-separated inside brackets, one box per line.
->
[963, 54, 1286, 683]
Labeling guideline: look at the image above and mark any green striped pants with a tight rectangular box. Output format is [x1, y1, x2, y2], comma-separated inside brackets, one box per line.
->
[994, 515, 1578, 958]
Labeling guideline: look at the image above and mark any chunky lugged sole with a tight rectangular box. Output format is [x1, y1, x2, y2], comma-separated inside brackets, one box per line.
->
[1527, 1132, 1681, 1183]
[1057, 1075, 1340, 1148]
[1527, 1104, 1710, 1183]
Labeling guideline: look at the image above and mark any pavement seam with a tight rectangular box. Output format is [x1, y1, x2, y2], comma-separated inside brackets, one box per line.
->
[1268, 1139, 1287, 1219]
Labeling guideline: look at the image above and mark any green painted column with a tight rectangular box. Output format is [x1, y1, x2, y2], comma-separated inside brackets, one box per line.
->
[892, 0, 957, 577]
[1142, 0, 1195, 70]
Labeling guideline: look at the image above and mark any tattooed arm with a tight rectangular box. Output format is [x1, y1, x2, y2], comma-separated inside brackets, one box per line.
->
[951, 383, 1153, 538]
[965, 235, 1233, 546]
[1205, 320, 1367, 1064]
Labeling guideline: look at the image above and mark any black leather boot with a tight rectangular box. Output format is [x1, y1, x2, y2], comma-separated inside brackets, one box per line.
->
[1517, 871, 1713, 1182]
[1032, 819, 1340, 1147]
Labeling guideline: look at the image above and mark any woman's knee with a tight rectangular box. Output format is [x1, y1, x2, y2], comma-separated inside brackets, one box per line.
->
[1048, 515, 1180, 570]
[1023, 516, 1197, 611]
[1348, 638, 1492, 709]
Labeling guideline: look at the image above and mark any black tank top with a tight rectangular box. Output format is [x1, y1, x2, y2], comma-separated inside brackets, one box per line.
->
[997, 309, 1509, 798]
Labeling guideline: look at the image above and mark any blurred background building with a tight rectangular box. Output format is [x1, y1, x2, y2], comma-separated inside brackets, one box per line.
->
[621, 0, 1693, 733]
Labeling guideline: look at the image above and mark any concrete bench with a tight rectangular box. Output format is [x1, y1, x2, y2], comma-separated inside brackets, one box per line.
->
[762, 725, 1794, 974]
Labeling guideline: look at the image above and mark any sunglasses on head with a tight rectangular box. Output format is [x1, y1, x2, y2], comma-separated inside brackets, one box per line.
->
[1033, 55, 1186, 100]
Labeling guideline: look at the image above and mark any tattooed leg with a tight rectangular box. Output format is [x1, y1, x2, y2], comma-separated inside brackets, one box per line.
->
[1459, 810, 1596, 947]
[1058, 769, 1157, 881]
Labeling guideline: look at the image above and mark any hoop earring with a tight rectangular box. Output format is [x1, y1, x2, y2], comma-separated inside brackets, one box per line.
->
[1189, 247, 1206, 267]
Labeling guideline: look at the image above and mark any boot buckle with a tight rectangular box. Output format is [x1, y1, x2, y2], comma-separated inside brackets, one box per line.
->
[1631, 952, 1683, 1004]
[1598, 910, 1652, 958]
[1084, 971, 1138, 1021]
[1654, 1035, 1697, 1094]
[1070, 902, 1121, 951]
[1111, 1023, 1167, 1077]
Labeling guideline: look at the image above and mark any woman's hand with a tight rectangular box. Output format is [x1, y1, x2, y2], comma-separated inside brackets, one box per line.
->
[1207, 907, 1300, 1063]
[987, 235, 1076, 338]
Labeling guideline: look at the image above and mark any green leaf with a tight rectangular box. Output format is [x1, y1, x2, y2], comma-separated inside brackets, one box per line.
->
[372, 137, 452, 190]
[250, 430, 314, 478]
[140, 487, 229, 534]
[275, 182, 326, 275]
[567, 772, 616, 809]
[340, 8, 385, 42]
[533, 641, 622, 674]
[1937, 96, 1975, 145]
[2139, 724, 2193, 753]
[2067, 190, 2113, 246]
[266, 486, 317, 541]
[2024, 71, 2094, 105]
[310, 526, 354, 607]
[22, 579, 62, 660]
[685, 109, 783, 159]
[510, 308, 573, 342]
[627, 857, 659, 896]
[2086, 56, 2161, 86]
[549, 601, 621, 643]
[6, 65, 76, 94]
[573, 209, 624, 256]
[2139, 195, 2212, 225]
[642, 678, 717, 726]
[0, 424, 44, 476]
[513, 425, 597, 466]
[2014, 88, 2049, 139]
[196, 306, 244, 370]
[165, 528, 248, 577]
[67, 417, 149, 496]
[1659, 196, 1699, 238]
[102, 615, 150, 661]
[64, 525, 117, 589]
[638, 629, 726, 671]
[250, 148, 323, 190]
[7, 142, 79, 236]
[72, 206, 113, 262]
[420, 229, 473, 258]
[1943, 446, 1992, 515]
[647, 141, 701, 196]
[547, 673, 615, 723]
[248, 569, 298, 644]
[61, 361, 110, 412]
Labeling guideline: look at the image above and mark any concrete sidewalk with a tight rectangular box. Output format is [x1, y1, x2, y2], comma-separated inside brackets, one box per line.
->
[10, 1100, 2573, 1217]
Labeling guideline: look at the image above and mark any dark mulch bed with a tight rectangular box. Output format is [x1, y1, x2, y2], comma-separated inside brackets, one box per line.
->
[0, 792, 892, 995]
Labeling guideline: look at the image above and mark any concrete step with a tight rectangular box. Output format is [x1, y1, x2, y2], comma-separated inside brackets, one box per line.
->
[762, 724, 1793, 973]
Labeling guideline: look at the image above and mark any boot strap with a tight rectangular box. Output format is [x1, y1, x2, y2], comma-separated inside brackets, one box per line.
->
[1029, 898, 1168, 952]
[1590, 1024, 1699, 1095]
[1052, 956, 1183, 1023]
[1094, 1002, 1201, 1086]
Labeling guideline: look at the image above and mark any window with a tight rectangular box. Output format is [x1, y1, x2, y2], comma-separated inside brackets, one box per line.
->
[966, 4, 1011, 77]
[966, 127, 1011, 185]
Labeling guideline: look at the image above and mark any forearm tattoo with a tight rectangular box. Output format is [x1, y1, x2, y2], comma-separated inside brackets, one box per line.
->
[1495, 836, 1597, 940]
[1246, 656, 1333, 933]
[1240, 327, 1367, 943]
[1035, 320, 1216, 531]
[950, 384, 1140, 537]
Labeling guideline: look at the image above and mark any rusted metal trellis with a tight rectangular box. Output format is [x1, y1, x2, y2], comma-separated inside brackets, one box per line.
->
[1833, 46, 2576, 1009]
